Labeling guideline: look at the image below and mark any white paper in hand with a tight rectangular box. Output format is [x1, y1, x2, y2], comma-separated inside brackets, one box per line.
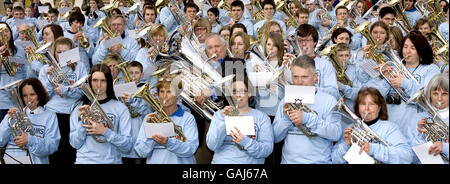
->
[412, 141, 445, 164]
[284, 85, 315, 104]
[343, 144, 376, 164]
[113, 82, 138, 99]
[360, 59, 380, 78]
[58, 47, 80, 67]
[248, 72, 274, 87]
[103, 36, 123, 49]
[225, 116, 255, 136]
[144, 123, 176, 138]
[59, 7, 72, 15]
[8, 56, 28, 65]
[38, 6, 49, 13]
[2, 154, 32, 164]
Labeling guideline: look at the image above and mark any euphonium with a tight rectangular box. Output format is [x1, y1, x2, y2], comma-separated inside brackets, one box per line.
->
[334, 97, 390, 147]
[0, 24, 18, 77]
[275, 0, 298, 28]
[428, 26, 448, 48]
[78, 27, 90, 48]
[72, 75, 115, 143]
[0, 80, 35, 150]
[317, 0, 333, 23]
[436, 44, 449, 72]
[36, 42, 69, 88]
[132, 82, 187, 142]
[379, 46, 419, 102]
[114, 61, 141, 118]
[320, 44, 353, 87]
[286, 97, 318, 137]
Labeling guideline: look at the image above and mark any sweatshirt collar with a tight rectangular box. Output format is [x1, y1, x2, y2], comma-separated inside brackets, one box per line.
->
[171, 104, 184, 117]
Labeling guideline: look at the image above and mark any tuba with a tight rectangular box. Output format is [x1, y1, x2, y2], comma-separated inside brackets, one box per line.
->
[334, 97, 390, 147]
[36, 42, 70, 88]
[72, 75, 115, 143]
[114, 61, 141, 118]
[0, 80, 35, 150]
[320, 44, 353, 87]
[0, 24, 18, 77]
[132, 82, 187, 142]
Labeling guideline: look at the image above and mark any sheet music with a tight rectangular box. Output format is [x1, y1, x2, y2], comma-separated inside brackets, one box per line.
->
[412, 141, 445, 164]
[360, 59, 380, 78]
[225, 116, 255, 136]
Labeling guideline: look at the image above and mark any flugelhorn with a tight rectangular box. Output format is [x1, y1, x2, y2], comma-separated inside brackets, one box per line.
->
[94, 17, 126, 49]
[286, 98, 319, 138]
[72, 75, 115, 143]
[132, 82, 187, 142]
[0, 24, 18, 76]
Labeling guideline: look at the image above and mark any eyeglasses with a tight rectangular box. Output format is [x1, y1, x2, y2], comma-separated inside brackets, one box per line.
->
[232, 89, 248, 95]
[298, 38, 314, 43]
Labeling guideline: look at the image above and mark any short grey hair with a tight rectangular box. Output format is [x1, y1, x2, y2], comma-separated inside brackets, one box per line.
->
[291, 55, 317, 74]
[206, 32, 226, 46]
[426, 74, 449, 101]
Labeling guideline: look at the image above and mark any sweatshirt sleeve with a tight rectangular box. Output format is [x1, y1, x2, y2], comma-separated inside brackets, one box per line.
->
[206, 110, 228, 151]
[239, 113, 274, 159]
[369, 123, 414, 164]
[0, 116, 12, 147]
[165, 114, 199, 157]
[331, 137, 351, 164]
[27, 112, 60, 157]
[272, 99, 295, 143]
[103, 105, 132, 154]
[134, 119, 156, 158]
[69, 105, 88, 150]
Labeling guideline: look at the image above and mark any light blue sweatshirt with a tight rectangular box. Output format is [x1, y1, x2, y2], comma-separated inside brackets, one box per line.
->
[70, 98, 132, 164]
[63, 28, 96, 60]
[0, 47, 30, 109]
[159, 4, 184, 33]
[134, 105, 199, 164]
[331, 119, 414, 164]
[38, 62, 88, 114]
[439, 22, 449, 43]
[0, 106, 60, 164]
[207, 108, 274, 164]
[272, 90, 342, 164]
[92, 33, 140, 65]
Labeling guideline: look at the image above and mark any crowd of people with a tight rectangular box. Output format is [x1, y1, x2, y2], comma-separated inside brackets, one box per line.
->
[0, 0, 448, 164]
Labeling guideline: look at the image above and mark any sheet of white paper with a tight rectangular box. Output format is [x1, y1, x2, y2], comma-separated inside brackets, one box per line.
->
[248, 72, 274, 87]
[343, 144, 376, 164]
[38, 6, 49, 13]
[59, 7, 72, 15]
[14, 19, 29, 26]
[58, 47, 80, 67]
[103, 36, 123, 49]
[113, 82, 138, 99]
[8, 56, 28, 65]
[144, 123, 176, 138]
[2, 155, 32, 164]
[412, 141, 445, 164]
[15, 40, 34, 48]
[225, 116, 255, 136]
[74, 0, 84, 8]
[284, 85, 315, 104]
[118, 7, 129, 14]
[36, 19, 50, 29]
[360, 59, 380, 78]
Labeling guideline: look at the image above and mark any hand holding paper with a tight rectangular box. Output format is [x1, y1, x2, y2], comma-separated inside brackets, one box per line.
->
[225, 116, 255, 136]
[284, 85, 315, 104]
[343, 144, 376, 164]
[58, 47, 80, 67]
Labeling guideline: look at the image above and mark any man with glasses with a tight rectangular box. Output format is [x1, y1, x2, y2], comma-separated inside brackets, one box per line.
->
[92, 15, 140, 65]
[284, 24, 340, 99]
[253, 0, 286, 38]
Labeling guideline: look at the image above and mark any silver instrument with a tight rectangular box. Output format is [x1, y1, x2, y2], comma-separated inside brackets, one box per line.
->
[246, 45, 287, 90]
[71, 75, 115, 143]
[334, 97, 390, 147]
[36, 42, 70, 88]
[314, 22, 342, 53]
[317, 0, 333, 23]
[286, 98, 318, 137]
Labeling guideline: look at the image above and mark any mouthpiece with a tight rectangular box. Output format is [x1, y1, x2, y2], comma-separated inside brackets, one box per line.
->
[162, 99, 167, 105]
[362, 112, 369, 122]
[437, 102, 442, 108]
[208, 54, 217, 61]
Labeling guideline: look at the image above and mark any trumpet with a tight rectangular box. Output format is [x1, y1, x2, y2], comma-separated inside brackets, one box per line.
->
[0, 24, 18, 77]
[36, 42, 70, 88]
[78, 27, 90, 48]
[132, 82, 186, 142]
[334, 97, 390, 147]
[72, 75, 115, 143]
[114, 61, 141, 118]
[407, 88, 449, 161]
[320, 44, 353, 87]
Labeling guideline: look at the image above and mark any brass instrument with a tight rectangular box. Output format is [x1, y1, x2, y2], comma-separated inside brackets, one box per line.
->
[286, 97, 318, 137]
[251, 0, 264, 23]
[114, 61, 141, 118]
[317, 0, 333, 23]
[320, 44, 353, 87]
[353, 21, 388, 65]
[429, 26, 448, 49]
[274, 0, 298, 28]
[314, 22, 342, 53]
[362, 0, 385, 19]
[128, 2, 144, 23]
[72, 75, 115, 143]
[94, 17, 126, 49]
[0, 24, 18, 77]
[379, 45, 419, 102]
[387, 0, 413, 33]
[335, 0, 359, 28]
[132, 82, 187, 142]
[135, 25, 171, 66]
[36, 42, 70, 88]
[78, 27, 90, 48]
[22, 25, 48, 65]
[155, 0, 169, 13]
[246, 45, 287, 89]
[436, 44, 449, 72]
[416, 0, 446, 26]
[334, 97, 390, 147]
[407, 88, 449, 161]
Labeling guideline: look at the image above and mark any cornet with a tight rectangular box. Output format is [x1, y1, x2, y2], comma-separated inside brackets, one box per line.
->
[0, 24, 18, 77]
[286, 98, 318, 138]
[320, 44, 353, 87]
[78, 27, 90, 48]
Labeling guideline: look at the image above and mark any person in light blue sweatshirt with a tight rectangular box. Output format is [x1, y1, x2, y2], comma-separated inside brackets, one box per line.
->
[29, 24, 65, 75]
[229, 0, 255, 37]
[134, 73, 199, 164]
[70, 64, 132, 164]
[38, 37, 88, 164]
[92, 15, 140, 65]
[331, 87, 414, 164]
[284, 24, 340, 99]
[253, 0, 286, 38]
[273, 55, 342, 164]
[406, 74, 449, 164]
[0, 22, 30, 123]
[159, 0, 185, 34]
[438, 4, 449, 43]
[378, 31, 440, 136]
[63, 11, 95, 63]
[0, 78, 60, 164]
[308, 0, 336, 37]
[403, 0, 423, 28]
[207, 75, 273, 164]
